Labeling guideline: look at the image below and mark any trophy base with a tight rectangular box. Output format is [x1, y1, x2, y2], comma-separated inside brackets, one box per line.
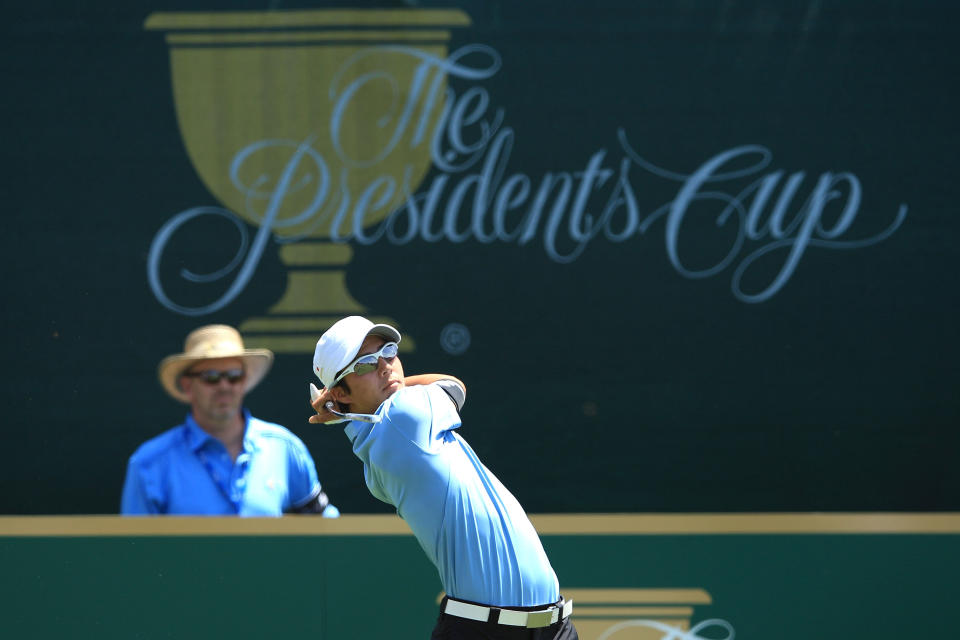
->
[559, 588, 710, 640]
[238, 265, 411, 354]
[239, 313, 412, 354]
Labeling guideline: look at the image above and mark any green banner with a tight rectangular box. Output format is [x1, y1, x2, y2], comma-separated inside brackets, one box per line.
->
[3, 0, 959, 518]
[2, 515, 957, 639]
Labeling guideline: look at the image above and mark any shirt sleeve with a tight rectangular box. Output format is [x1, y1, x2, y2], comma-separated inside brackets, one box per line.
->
[120, 458, 158, 515]
[387, 384, 463, 450]
[435, 378, 466, 412]
[285, 434, 322, 509]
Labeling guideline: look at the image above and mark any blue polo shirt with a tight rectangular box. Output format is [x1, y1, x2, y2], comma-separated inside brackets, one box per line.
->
[122, 410, 336, 516]
[344, 383, 559, 607]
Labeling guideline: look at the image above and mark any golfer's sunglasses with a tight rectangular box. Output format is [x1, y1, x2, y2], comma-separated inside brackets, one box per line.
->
[184, 368, 246, 385]
[333, 342, 398, 386]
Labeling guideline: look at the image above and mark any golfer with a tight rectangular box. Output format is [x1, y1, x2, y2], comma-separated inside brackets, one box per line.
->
[310, 315, 578, 639]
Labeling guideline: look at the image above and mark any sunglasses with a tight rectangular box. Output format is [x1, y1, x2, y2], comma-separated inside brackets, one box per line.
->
[184, 368, 246, 385]
[334, 342, 398, 385]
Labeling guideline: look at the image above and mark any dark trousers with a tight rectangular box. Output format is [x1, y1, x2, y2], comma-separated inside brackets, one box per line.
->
[430, 598, 579, 640]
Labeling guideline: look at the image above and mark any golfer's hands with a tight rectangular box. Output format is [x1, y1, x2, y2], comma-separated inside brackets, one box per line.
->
[309, 383, 339, 424]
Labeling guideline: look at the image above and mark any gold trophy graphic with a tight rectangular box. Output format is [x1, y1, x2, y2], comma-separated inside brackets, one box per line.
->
[564, 588, 720, 639]
[145, 9, 470, 352]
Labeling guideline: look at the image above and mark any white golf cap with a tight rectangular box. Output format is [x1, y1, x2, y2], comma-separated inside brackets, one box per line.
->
[313, 315, 401, 388]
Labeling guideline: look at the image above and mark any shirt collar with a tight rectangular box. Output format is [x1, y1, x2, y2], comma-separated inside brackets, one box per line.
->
[343, 395, 393, 441]
[183, 409, 257, 453]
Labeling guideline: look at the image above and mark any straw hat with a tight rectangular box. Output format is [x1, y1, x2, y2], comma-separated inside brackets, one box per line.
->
[158, 324, 274, 403]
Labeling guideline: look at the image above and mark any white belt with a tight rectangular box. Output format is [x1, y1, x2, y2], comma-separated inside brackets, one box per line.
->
[443, 598, 574, 628]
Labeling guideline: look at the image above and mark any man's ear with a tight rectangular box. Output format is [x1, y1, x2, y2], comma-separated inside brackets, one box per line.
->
[330, 385, 351, 405]
[179, 376, 194, 401]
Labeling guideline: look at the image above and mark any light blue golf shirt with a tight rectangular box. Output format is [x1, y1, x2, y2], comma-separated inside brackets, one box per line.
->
[344, 382, 559, 607]
[122, 410, 337, 516]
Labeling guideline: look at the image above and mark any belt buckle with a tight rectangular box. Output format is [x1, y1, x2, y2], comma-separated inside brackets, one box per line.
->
[525, 609, 554, 628]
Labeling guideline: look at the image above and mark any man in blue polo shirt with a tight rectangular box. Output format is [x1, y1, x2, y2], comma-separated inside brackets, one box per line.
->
[310, 316, 577, 639]
[122, 324, 338, 517]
